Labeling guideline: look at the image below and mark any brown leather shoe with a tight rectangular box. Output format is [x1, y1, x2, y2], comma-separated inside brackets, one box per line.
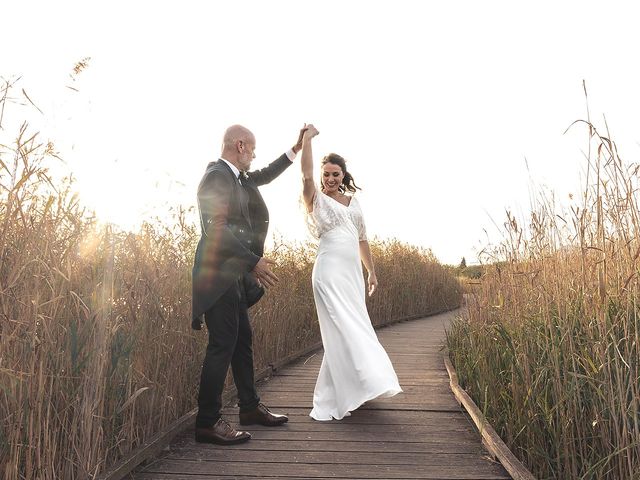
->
[195, 418, 251, 445]
[239, 403, 288, 426]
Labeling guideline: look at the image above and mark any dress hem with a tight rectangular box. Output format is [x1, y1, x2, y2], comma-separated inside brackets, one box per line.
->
[309, 385, 403, 422]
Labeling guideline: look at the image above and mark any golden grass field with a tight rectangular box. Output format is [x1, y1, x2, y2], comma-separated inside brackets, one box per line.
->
[447, 120, 640, 479]
[0, 88, 462, 479]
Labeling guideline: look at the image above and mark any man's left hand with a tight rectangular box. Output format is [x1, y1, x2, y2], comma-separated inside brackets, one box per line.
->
[292, 124, 308, 154]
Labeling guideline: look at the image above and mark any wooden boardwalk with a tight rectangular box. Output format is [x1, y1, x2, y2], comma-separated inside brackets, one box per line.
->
[131, 310, 510, 479]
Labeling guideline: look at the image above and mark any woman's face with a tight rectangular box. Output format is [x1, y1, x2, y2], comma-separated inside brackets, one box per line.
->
[321, 162, 345, 194]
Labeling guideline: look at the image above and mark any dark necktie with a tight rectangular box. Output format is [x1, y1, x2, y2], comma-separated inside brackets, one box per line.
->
[238, 174, 251, 227]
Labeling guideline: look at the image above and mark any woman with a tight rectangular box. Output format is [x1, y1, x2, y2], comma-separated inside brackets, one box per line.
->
[300, 124, 402, 421]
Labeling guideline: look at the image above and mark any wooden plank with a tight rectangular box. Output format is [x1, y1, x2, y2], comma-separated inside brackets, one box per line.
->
[215, 428, 482, 443]
[281, 358, 447, 368]
[240, 402, 462, 412]
[253, 383, 454, 394]
[253, 393, 456, 403]
[166, 439, 488, 455]
[133, 476, 317, 480]
[270, 370, 450, 378]
[257, 384, 454, 395]
[382, 352, 447, 356]
[221, 407, 471, 425]
[205, 422, 477, 435]
[160, 449, 499, 467]
[222, 397, 460, 407]
[242, 396, 461, 410]
[269, 363, 451, 370]
[165, 433, 488, 454]
[258, 379, 448, 388]
[136, 459, 510, 479]
[134, 474, 509, 480]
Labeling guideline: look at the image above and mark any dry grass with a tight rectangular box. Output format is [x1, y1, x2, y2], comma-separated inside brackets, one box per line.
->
[447, 115, 640, 479]
[0, 84, 461, 479]
[457, 277, 482, 295]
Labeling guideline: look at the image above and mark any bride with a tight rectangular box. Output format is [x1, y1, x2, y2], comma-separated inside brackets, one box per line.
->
[300, 124, 402, 421]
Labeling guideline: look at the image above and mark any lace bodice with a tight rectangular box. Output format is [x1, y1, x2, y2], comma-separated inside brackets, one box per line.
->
[306, 191, 368, 241]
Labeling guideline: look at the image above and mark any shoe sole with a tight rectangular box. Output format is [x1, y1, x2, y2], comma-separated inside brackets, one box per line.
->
[194, 434, 251, 445]
[239, 419, 288, 426]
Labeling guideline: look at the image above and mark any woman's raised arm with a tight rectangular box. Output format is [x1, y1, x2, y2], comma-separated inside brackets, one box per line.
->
[301, 124, 319, 211]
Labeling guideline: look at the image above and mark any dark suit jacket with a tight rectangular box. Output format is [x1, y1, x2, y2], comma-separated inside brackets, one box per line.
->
[191, 153, 292, 329]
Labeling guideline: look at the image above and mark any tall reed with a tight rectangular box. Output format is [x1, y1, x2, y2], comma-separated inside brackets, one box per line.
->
[0, 87, 461, 479]
[447, 117, 640, 479]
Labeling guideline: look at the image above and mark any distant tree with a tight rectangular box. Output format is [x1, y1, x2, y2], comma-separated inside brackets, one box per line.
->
[459, 257, 467, 269]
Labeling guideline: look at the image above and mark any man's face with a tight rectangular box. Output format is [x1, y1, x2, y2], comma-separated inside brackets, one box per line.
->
[237, 139, 256, 172]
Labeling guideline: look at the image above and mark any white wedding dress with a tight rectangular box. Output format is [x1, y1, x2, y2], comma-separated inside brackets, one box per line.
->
[306, 191, 402, 421]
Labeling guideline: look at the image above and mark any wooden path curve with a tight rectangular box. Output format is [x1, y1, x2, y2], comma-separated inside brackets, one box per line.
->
[131, 310, 511, 479]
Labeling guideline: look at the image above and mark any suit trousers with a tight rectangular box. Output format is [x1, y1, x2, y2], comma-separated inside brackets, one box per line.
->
[196, 278, 260, 428]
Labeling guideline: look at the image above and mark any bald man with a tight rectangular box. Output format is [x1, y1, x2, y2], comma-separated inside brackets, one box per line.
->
[192, 125, 305, 445]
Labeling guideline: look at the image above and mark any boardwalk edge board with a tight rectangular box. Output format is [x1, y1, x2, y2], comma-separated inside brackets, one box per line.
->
[98, 306, 457, 480]
[443, 352, 536, 480]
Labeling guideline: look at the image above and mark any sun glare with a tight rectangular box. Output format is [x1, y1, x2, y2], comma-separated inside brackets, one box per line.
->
[77, 175, 150, 232]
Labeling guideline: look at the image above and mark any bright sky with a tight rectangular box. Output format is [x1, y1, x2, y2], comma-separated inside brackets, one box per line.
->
[3, 1, 640, 265]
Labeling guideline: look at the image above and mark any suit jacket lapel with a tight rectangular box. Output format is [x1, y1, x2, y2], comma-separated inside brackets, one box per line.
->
[239, 177, 252, 228]
[217, 159, 252, 227]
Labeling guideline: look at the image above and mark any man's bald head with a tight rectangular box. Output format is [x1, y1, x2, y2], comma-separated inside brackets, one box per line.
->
[221, 124, 256, 172]
[223, 125, 255, 149]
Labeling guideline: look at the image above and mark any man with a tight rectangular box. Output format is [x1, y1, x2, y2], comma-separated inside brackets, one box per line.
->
[192, 124, 304, 445]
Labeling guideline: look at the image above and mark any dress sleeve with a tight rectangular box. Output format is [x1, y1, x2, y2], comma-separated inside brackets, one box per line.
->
[302, 191, 321, 239]
[352, 197, 368, 241]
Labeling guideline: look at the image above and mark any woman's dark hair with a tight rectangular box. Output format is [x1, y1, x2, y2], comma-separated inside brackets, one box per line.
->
[320, 153, 361, 194]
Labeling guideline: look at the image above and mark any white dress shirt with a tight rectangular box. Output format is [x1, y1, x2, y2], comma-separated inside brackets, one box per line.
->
[220, 157, 241, 178]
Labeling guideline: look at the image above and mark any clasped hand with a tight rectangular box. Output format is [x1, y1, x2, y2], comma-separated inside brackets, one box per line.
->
[303, 123, 319, 140]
